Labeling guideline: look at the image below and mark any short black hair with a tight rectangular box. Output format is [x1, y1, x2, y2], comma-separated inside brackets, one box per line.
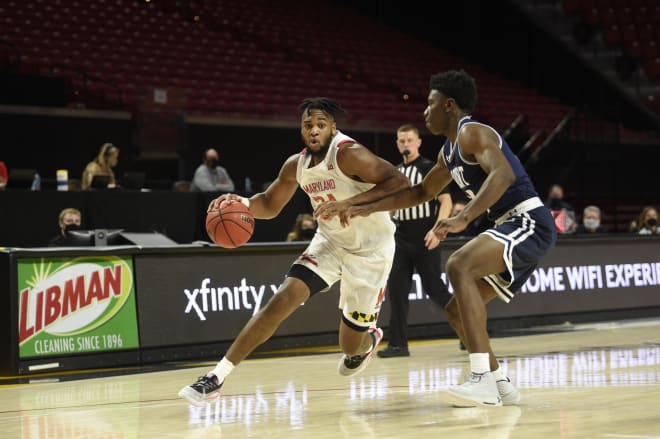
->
[299, 97, 346, 120]
[429, 70, 478, 112]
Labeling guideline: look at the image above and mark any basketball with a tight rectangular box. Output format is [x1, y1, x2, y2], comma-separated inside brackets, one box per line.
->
[205, 200, 255, 248]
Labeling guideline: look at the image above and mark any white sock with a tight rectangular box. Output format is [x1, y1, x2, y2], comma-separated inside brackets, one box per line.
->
[492, 366, 506, 381]
[469, 353, 490, 374]
[208, 357, 234, 384]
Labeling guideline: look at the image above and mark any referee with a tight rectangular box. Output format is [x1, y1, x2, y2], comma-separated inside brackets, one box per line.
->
[378, 124, 453, 358]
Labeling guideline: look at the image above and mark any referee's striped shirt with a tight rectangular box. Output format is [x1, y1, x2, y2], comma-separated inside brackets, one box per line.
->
[394, 159, 437, 222]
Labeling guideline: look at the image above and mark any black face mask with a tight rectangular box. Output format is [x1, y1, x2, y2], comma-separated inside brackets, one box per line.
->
[206, 158, 218, 169]
[300, 228, 316, 240]
[646, 218, 658, 228]
[64, 223, 82, 234]
[549, 197, 562, 210]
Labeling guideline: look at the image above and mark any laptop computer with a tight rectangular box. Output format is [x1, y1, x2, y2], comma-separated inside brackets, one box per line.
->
[8, 168, 37, 189]
[90, 174, 112, 189]
[121, 171, 146, 190]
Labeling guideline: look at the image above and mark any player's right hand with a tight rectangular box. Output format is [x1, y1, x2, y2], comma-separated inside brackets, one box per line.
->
[339, 204, 374, 226]
[432, 214, 469, 241]
[208, 194, 243, 212]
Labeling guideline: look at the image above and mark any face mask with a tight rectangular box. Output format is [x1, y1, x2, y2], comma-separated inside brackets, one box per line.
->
[64, 223, 81, 234]
[300, 228, 316, 240]
[549, 197, 562, 210]
[646, 218, 658, 228]
[583, 218, 600, 230]
[207, 158, 218, 168]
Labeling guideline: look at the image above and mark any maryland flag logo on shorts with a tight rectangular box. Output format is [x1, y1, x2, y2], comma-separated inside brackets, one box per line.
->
[351, 311, 378, 323]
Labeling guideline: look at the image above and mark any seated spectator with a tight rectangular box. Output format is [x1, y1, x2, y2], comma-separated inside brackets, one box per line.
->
[191, 148, 235, 192]
[574, 205, 606, 235]
[49, 208, 83, 246]
[629, 220, 638, 233]
[635, 206, 659, 235]
[82, 143, 119, 190]
[286, 213, 316, 241]
[0, 161, 7, 190]
[545, 184, 576, 234]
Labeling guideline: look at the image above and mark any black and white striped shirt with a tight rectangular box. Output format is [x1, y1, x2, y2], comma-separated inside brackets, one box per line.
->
[393, 156, 448, 240]
[394, 156, 440, 222]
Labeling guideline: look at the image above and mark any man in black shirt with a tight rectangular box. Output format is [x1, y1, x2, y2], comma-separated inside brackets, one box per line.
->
[378, 124, 453, 358]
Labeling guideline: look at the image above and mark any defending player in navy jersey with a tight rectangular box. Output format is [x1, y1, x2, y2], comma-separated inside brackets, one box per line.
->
[179, 98, 409, 406]
[317, 70, 557, 407]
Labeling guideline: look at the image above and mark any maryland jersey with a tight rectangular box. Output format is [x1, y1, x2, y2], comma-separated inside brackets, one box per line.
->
[297, 131, 395, 252]
[440, 116, 538, 221]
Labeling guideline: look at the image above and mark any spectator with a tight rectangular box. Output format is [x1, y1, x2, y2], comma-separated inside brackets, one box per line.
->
[48, 208, 83, 246]
[635, 206, 659, 235]
[286, 213, 317, 241]
[0, 161, 7, 190]
[574, 205, 606, 235]
[545, 184, 576, 234]
[82, 143, 119, 190]
[191, 148, 235, 192]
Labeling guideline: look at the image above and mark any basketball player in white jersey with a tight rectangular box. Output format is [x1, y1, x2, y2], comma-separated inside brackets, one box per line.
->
[179, 97, 410, 406]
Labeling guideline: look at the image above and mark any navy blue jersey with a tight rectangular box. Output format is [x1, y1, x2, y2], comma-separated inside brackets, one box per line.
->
[441, 116, 538, 221]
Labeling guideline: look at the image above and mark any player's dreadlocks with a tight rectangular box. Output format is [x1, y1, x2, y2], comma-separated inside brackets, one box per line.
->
[299, 97, 347, 120]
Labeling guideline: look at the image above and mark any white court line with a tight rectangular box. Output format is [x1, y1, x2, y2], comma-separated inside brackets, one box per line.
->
[604, 434, 660, 439]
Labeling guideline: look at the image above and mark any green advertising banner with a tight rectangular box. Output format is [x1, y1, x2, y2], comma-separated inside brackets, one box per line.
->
[17, 255, 139, 358]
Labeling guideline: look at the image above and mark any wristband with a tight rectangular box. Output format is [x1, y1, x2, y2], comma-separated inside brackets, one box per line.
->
[240, 196, 250, 209]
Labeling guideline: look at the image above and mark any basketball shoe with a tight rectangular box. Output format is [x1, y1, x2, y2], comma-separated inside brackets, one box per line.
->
[445, 371, 502, 407]
[178, 374, 223, 406]
[338, 327, 383, 376]
[496, 377, 521, 406]
[377, 345, 410, 358]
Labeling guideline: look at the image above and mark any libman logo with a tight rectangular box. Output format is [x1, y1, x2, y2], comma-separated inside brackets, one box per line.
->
[18, 256, 139, 358]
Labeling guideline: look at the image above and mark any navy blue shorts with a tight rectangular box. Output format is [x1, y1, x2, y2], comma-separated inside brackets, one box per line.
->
[481, 206, 557, 302]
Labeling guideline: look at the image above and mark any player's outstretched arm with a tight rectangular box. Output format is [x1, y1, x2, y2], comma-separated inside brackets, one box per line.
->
[313, 143, 410, 224]
[343, 156, 453, 223]
[208, 155, 300, 219]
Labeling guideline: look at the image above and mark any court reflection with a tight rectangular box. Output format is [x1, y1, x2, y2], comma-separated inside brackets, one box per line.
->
[187, 382, 309, 429]
[16, 378, 141, 439]
[511, 346, 660, 388]
[184, 345, 660, 430]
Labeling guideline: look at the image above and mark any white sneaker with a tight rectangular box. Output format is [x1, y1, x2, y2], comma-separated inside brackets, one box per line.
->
[338, 327, 383, 376]
[445, 371, 502, 407]
[497, 377, 521, 406]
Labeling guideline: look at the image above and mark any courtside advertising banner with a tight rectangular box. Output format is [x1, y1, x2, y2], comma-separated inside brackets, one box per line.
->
[134, 238, 660, 348]
[405, 237, 660, 324]
[134, 249, 343, 348]
[17, 256, 139, 358]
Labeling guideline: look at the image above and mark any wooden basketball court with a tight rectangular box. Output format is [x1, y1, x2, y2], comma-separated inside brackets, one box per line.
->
[1, 317, 659, 438]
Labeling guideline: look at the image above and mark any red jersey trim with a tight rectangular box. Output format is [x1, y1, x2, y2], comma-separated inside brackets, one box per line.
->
[336, 139, 355, 149]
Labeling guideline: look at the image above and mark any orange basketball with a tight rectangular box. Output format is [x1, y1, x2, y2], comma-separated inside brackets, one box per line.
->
[205, 200, 255, 248]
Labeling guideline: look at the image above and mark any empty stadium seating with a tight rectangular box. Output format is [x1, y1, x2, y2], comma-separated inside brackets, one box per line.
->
[562, 0, 660, 107]
[2, 0, 573, 132]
